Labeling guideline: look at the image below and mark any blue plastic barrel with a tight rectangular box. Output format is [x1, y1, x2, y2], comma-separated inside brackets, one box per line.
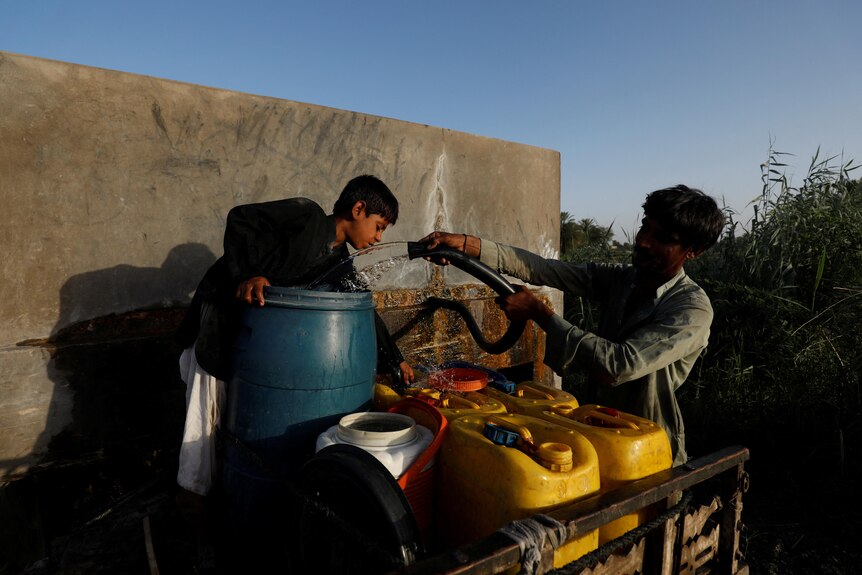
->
[222, 286, 377, 533]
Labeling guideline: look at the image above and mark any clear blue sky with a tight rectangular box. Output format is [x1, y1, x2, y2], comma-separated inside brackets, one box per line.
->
[4, 0, 861, 239]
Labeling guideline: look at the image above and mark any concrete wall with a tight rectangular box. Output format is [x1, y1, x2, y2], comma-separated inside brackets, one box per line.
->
[0, 51, 561, 480]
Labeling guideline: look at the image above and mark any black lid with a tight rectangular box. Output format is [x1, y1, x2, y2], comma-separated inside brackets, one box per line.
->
[287, 443, 422, 574]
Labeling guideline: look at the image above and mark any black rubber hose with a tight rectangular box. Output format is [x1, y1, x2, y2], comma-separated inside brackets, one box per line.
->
[424, 297, 526, 355]
[407, 242, 516, 295]
[407, 242, 526, 354]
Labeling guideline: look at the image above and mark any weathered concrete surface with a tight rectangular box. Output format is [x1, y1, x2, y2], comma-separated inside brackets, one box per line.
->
[0, 50, 561, 482]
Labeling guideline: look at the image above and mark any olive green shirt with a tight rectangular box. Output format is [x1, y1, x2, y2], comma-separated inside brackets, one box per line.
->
[480, 241, 713, 466]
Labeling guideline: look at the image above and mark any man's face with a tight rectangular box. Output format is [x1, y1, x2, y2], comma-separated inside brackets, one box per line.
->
[346, 208, 390, 250]
[632, 216, 693, 280]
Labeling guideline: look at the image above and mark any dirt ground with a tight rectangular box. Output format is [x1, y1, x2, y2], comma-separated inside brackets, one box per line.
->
[13, 463, 198, 575]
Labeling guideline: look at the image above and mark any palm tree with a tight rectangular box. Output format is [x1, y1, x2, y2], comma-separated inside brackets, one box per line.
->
[560, 212, 615, 256]
[579, 218, 614, 245]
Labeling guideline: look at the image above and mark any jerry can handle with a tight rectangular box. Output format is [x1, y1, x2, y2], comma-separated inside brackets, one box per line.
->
[516, 384, 555, 400]
[582, 408, 640, 430]
[441, 394, 480, 410]
[549, 403, 577, 416]
[405, 388, 442, 407]
[406, 388, 440, 400]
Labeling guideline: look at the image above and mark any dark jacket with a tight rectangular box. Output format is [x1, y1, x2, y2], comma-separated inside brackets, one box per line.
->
[178, 197, 403, 381]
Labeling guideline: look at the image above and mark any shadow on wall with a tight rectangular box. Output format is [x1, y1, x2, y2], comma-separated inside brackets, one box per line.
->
[42, 242, 216, 457]
[53, 242, 215, 330]
[0, 243, 216, 573]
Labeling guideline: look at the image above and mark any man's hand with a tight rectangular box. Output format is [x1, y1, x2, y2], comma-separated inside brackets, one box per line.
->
[236, 276, 271, 306]
[417, 231, 479, 264]
[495, 285, 554, 328]
[418, 231, 466, 251]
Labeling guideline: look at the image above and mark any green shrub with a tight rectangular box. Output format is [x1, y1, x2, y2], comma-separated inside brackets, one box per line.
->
[684, 147, 861, 465]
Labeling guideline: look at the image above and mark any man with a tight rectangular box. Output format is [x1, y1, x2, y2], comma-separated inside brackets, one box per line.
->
[420, 185, 725, 465]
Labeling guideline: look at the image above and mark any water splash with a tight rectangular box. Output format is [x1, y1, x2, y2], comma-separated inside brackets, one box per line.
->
[307, 242, 413, 291]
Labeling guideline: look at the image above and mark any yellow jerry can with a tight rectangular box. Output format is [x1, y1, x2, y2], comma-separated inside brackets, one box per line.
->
[374, 384, 507, 421]
[373, 381, 404, 411]
[481, 381, 578, 417]
[537, 404, 673, 544]
[437, 413, 600, 568]
[430, 390, 508, 421]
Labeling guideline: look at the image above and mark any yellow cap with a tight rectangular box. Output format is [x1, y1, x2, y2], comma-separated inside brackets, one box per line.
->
[537, 442, 573, 472]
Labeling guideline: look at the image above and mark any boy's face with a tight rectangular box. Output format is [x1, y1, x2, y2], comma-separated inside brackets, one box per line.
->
[345, 202, 390, 249]
[632, 216, 696, 280]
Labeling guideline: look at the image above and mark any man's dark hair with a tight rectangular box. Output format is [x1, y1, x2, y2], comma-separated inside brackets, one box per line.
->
[643, 185, 725, 251]
[333, 175, 399, 225]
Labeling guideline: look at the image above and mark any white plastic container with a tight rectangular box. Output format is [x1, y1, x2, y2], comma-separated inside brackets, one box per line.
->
[315, 412, 433, 479]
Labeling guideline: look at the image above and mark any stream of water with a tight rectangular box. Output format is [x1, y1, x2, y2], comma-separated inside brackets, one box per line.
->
[306, 241, 413, 292]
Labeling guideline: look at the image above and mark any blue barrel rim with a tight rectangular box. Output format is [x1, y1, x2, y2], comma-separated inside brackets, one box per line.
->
[263, 286, 375, 310]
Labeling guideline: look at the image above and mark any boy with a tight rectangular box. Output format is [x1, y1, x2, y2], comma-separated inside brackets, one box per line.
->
[176, 174, 413, 498]
[420, 185, 725, 466]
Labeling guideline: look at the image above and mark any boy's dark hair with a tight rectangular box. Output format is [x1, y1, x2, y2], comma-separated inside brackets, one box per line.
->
[333, 175, 399, 225]
[643, 185, 725, 252]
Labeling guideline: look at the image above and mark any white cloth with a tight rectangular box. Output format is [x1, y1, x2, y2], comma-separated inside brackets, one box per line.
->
[177, 346, 226, 496]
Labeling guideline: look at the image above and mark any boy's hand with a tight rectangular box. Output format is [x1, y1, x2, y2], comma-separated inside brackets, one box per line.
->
[236, 276, 271, 306]
[399, 361, 415, 385]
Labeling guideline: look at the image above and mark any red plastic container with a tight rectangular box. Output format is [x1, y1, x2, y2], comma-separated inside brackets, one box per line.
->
[427, 367, 489, 392]
[388, 398, 449, 546]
